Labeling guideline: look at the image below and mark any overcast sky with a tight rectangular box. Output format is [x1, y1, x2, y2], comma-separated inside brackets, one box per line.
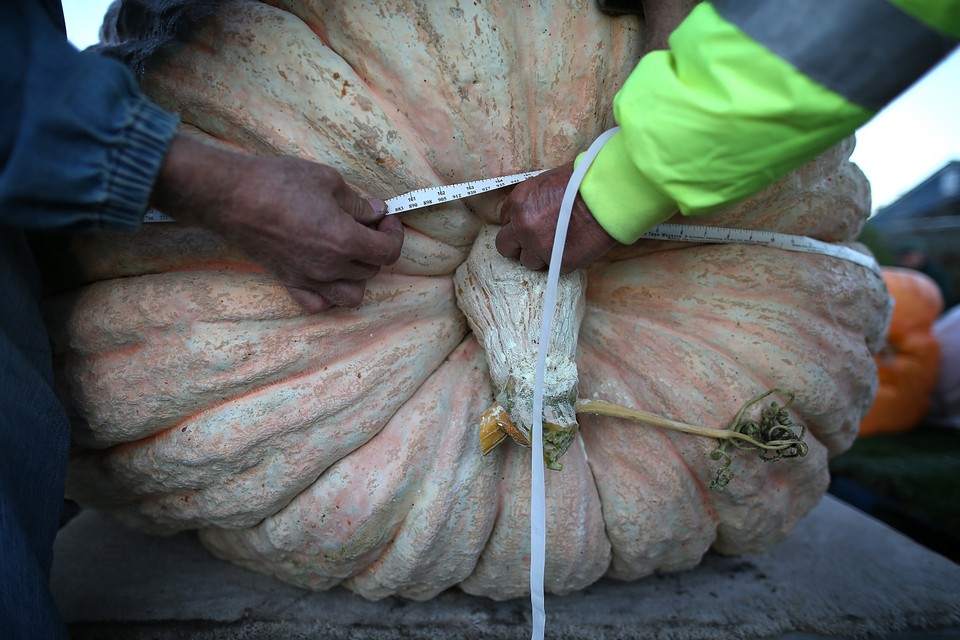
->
[64, 1, 959, 212]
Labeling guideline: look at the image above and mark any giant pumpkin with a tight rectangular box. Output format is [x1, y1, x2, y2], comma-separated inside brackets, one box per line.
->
[43, 0, 891, 600]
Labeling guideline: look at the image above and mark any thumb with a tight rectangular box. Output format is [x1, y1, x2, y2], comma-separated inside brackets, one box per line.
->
[344, 191, 387, 226]
[366, 197, 389, 220]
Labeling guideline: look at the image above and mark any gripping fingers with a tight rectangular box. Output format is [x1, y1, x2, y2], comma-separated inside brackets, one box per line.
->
[287, 279, 367, 313]
[287, 287, 334, 314]
[494, 223, 522, 260]
[496, 222, 548, 270]
[334, 176, 387, 226]
[350, 215, 404, 266]
[334, 260, 381, 281]
[519, 249, 547, 271]
[315, 280, 367, 308]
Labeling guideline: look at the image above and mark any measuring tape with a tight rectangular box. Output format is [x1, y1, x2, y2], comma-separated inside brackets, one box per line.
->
[385, 170, 546, 214]
[143, 170, 880, 277]
[640, 223, 881, 276]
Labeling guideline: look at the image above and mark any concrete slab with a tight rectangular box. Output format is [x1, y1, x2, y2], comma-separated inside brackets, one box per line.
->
[52, 495, 960, 639]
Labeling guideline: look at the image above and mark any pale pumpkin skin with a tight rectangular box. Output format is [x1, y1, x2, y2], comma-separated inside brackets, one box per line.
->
[45, 0, 891, 600]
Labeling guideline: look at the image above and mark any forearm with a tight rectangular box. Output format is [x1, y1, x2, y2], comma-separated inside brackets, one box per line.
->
[636, 0, 698, 54]
[149, 135, 247, 232]
[0, 1, 178, 232]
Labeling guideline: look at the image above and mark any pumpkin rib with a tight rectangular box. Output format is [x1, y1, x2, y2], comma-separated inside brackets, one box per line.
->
[459, 441, 610, 600]
[146, 313, 467, 468]
[66, 310, 470, 531]
[579, 422, 717, 578]
[331, 48, 453, 197]
[512, 8, 539, 170]
[146, 1, 445, 200]
[387, 226, 471, 276]
[110, 343, 389, 452]
[585, 245, 886, 454]
[577, 334, 717, 471]
[346, 369, 502, 598]
[575, 341, 721, 565]
[582, 296, 767, 404]
[60, 272, 462, 450]
[265, 1, 500, 186]
[315, 1, 520, 179]
[200, 338, 505, 598]
[578, 258, 852, 556]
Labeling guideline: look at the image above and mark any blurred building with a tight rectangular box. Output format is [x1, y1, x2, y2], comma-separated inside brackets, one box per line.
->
[871, 161, 960, 227]
[860, 160, 960, 309]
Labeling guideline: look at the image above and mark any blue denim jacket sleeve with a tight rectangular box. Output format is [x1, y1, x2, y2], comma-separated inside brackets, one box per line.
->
[0, 0, 180, 231]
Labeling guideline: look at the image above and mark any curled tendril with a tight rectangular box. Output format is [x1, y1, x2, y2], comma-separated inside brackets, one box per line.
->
[709, 389, 808, 490]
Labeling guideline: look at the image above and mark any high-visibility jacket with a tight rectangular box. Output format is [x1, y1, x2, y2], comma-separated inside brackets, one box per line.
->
[580, 0, 960, 244]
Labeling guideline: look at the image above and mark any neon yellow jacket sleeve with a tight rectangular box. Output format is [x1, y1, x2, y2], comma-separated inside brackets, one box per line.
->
[579, 1, 958, 244]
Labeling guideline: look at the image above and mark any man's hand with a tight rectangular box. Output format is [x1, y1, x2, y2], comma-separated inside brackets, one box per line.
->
[495, 162, 619, 273]
[151, 135, 404, 313]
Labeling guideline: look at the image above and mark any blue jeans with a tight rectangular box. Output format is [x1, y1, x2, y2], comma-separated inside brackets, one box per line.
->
[1, 1, 178, 634]
[1, 1, 178, 633]
[0, 231, 71, 639]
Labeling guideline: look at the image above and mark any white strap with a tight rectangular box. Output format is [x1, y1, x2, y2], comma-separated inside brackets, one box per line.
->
[529, 127, 621, 640]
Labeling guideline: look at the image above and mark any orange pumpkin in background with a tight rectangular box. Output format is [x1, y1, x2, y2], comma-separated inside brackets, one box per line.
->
[860, 267, 943, 436]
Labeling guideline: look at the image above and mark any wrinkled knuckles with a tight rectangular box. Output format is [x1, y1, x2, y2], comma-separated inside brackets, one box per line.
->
[311, 163, 346, 189]
[288, 287, 334, 314]
[324, 281, 367, 308]
[494, 226, 521, 259]
[353, 263, 381, 281]
[519, 249, 547, 272]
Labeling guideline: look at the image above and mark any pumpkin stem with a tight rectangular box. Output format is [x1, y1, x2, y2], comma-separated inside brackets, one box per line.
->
[478, 389, 807, 486]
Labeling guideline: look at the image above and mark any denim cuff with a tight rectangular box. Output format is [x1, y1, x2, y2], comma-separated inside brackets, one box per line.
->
[100, 99, 180, 229]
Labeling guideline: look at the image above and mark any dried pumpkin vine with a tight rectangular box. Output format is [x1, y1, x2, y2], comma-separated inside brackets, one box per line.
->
[481, 387, 809, 490]
[702, 389, 809, 489]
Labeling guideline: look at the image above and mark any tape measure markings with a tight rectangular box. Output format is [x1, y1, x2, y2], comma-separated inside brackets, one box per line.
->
[142, 170, 879, 276]
[143, 209, 174, 223]
[384, 169, 546, 214]
[642, 223, 881, 276]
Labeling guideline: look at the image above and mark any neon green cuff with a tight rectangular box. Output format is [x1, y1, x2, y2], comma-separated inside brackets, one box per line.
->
[576, 131, 677, 244]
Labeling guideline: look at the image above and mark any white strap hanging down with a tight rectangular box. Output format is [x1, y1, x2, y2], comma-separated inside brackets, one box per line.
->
[528, 127, 621, 640]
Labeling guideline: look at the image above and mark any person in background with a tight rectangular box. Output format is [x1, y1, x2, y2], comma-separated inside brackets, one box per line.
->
[895, 242, 958, 310]
[1, 1, 403, 637]
[496, 0, 959, 273]
[930, 304, 960, 429]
